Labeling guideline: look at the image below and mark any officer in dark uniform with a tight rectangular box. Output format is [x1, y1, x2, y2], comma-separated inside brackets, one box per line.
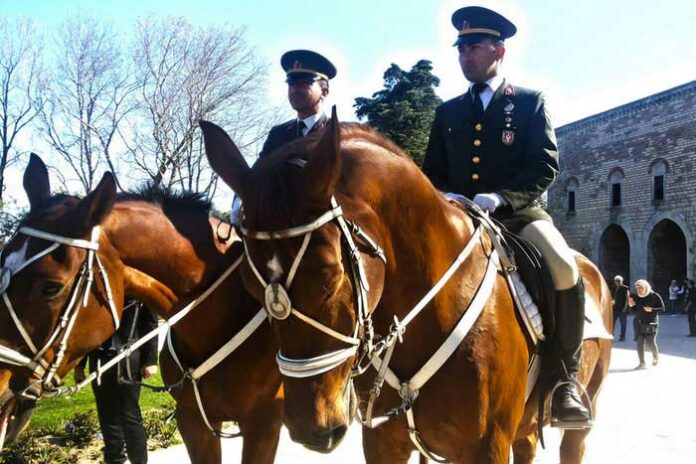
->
[75, 301, 159, 464]
[230, 50, 337, 223]
[422, 6, 591, 428]
[258, 49, 337, 159]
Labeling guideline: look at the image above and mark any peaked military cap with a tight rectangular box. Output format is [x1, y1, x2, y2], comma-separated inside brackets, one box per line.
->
[281, 50, 337, 84]
[451, 6, 517, 46]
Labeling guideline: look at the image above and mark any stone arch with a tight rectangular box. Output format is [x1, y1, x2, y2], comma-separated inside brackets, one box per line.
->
[646, 215, 689, 299]
[592, 216, 635, 266]
[599, 224, 631, 285]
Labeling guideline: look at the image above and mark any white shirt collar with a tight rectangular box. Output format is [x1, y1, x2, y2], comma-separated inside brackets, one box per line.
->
[468, 74, 505, 94]
[298, 110, 324, 135]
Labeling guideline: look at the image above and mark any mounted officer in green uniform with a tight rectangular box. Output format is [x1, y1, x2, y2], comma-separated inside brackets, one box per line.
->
[422, 5, 592, 429]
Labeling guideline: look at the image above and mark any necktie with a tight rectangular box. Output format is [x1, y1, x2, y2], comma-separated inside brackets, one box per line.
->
[472, 82, 487, 120]
[297, 120, 307, 137]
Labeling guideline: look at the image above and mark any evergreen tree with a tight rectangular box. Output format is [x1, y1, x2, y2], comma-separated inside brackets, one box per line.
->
[354, 59, 441, 165]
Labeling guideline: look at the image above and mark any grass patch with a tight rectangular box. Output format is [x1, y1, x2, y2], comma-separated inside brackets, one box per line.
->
[29, 371, 176, 431]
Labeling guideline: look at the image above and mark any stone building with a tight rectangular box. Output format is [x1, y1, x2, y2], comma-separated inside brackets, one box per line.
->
[548, 80, 696, 298]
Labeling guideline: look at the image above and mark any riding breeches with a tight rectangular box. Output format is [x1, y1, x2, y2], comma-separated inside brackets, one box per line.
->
[518, 220, 580, 291]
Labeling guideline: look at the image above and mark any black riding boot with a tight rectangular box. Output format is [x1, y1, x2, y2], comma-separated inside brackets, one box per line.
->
[551, 278, 592, 428]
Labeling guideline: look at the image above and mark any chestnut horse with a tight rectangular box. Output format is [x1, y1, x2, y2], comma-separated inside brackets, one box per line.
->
[200, 111, 612, 463]
[0, 154, 282, 463]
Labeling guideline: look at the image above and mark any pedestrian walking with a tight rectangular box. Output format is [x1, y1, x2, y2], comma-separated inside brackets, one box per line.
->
[612, 275, 630, 341]
[629, 280, 664, 369]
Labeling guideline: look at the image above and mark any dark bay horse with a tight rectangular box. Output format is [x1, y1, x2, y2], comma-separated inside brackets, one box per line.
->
[200, 110, 612, 463]
[0, 154, 282, 463]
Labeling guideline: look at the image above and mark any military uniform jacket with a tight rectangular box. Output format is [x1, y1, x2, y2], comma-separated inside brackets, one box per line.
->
[258, 114, 328, 159]
[422, 80, 559, 232]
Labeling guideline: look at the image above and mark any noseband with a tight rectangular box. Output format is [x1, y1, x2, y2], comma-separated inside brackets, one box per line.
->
[0, 226, 119, 399]
[239, 196, 385, 378]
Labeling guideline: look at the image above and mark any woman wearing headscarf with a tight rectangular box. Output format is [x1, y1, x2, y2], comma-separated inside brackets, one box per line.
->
[628, 279, 664, 369]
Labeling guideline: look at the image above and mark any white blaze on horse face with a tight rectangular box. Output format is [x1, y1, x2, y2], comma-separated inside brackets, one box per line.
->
[4, 240, 28, 274]
[267, 254, 284, 282]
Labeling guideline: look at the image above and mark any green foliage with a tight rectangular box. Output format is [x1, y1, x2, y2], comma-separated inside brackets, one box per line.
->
[0, 429, 71, 464]
[354, 59, 442, 165]
[144, 405, 181, 450]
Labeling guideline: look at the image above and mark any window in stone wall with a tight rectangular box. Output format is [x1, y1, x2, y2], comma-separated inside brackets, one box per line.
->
[568, 191, 576, 214]
[609, 169, 624, 207]
[566, 177, 578, 215]
[650, 160, 667, 202]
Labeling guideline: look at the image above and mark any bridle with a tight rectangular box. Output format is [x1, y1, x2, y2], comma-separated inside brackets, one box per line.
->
[239, 195, 385, 378]
[0, 226, 119, 399]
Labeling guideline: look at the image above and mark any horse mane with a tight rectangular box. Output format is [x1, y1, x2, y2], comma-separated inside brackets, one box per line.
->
[117, 183, 212, 214]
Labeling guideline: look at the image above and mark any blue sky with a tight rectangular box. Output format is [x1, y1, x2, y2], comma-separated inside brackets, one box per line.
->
[5, 0, 695, 125]
[3, 0, 695, 207]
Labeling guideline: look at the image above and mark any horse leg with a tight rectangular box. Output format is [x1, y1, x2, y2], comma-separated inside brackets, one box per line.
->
[362, 423, 414, 464]
[238, 400, 283, 464]
[176, 406, 222, 464]
[559, 429, 589, 464]
[511, 432, 538, 464]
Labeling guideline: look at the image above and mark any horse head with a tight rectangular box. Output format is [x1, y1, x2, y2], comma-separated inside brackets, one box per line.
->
[201, 110, 470, 451]
[0, 154, 125, 449]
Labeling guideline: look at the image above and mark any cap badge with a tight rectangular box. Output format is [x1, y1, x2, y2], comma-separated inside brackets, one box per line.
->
[460, 20, 470, 32]
[293, 60, 302, 69]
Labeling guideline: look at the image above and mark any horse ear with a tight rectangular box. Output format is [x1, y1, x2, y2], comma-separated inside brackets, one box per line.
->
[305, 106, 341, 203]
[199, 120, 250, 198]
[74, 172, 117, 230]
[23, 153, 51, 210]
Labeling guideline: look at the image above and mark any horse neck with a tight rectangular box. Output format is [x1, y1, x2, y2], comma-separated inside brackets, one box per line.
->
[104, 202, 231, 319]
[346, 152, 479, 352]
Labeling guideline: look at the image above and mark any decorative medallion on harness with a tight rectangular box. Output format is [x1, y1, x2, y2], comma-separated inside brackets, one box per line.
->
[265, 282, 292, 320]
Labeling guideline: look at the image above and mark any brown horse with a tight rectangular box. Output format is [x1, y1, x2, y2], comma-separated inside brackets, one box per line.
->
[200, 110, 612, 463]
[0, 154, 282, 463]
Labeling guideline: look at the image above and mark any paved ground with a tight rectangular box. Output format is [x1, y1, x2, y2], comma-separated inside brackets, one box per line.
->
[151, 315, 696, 463]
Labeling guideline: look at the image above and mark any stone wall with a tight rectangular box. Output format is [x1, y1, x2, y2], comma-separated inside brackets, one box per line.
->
[548, 81, 696, 297]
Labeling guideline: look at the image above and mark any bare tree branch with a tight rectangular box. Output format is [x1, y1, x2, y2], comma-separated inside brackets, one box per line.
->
[0, 19, 45, 202]
[37, 17, 136, 194]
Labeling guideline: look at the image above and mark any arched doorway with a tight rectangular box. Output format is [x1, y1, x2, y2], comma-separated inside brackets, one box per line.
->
[648, 219, 686, 300]
[599, 224, 630, 285]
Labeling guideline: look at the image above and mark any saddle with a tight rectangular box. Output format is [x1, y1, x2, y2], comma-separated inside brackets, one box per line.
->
[457, 199, 557, 344]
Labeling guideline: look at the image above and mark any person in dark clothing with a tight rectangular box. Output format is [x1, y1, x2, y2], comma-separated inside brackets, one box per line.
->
[628, 280, 664, 369]
[612, 275, 630, 341]
[75, 301, 159, 464]
[686, 279, 696, 337]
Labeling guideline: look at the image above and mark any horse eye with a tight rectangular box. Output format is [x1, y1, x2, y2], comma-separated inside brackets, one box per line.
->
[41, 281, 65, 299]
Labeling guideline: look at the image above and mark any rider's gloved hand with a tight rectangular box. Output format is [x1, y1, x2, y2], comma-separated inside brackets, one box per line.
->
[473, 193, 506, 213]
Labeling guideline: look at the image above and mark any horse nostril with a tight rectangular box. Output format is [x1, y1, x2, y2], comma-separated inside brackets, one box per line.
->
[330, 423, 348, 443]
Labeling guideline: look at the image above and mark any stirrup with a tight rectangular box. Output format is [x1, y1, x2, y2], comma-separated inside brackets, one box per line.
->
[549, 379, 594, 430]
